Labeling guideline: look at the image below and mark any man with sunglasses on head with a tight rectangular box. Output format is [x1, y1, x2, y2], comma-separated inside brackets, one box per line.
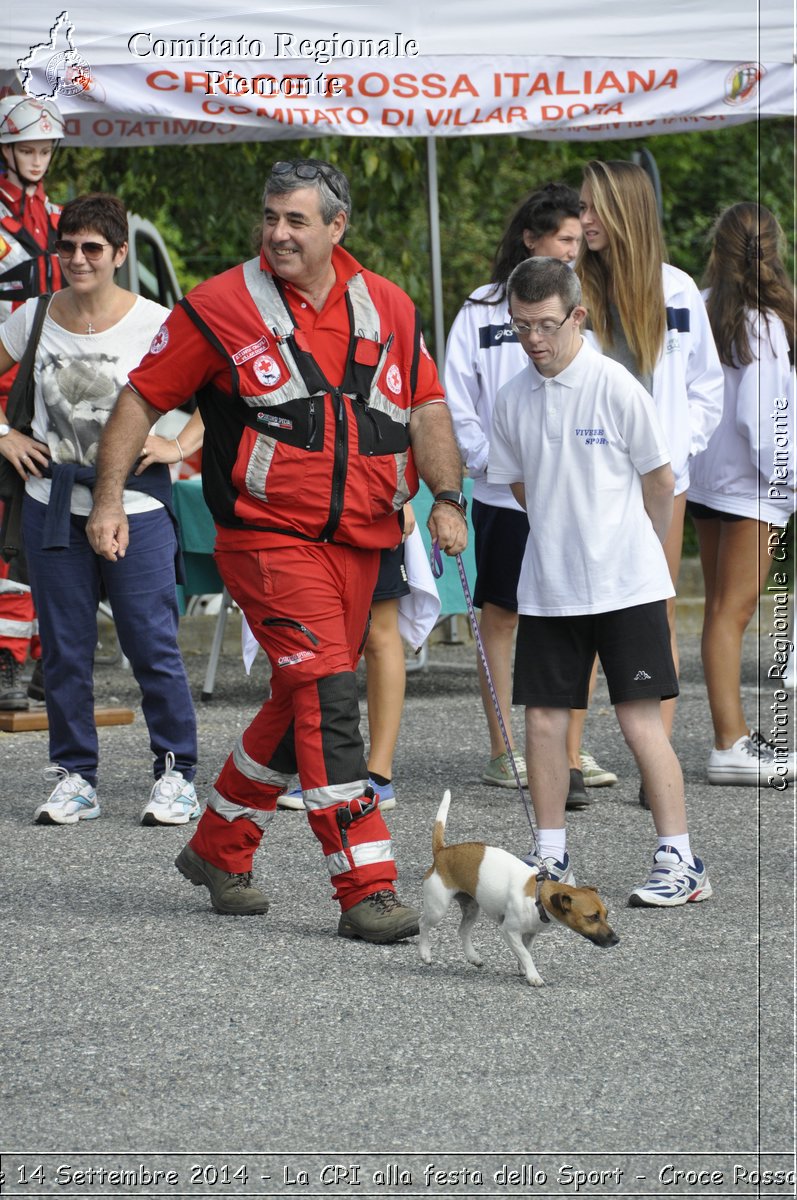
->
[0, 96, 65, 710]
[489, 256, 712, 908]
[89, 158, 467, 944]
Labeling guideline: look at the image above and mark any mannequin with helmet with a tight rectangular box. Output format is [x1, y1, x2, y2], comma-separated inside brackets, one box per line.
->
[0, 95, 65, 709]
[0, 96, 65, 326]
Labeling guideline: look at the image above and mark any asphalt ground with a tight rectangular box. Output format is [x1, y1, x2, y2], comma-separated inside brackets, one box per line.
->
[0, 583, 794, 1199]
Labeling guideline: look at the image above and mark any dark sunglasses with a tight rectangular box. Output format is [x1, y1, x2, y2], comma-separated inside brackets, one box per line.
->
[272, 160, 343, 202]
[54, 239, 112, 260]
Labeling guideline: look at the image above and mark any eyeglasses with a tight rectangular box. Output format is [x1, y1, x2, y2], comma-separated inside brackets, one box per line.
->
[271, 159, 344, 202]
[510, 308, 574, 338]
[54, 239, 112, 260]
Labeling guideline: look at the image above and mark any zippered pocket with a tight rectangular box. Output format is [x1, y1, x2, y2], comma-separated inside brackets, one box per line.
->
[261, 617, 320, 646]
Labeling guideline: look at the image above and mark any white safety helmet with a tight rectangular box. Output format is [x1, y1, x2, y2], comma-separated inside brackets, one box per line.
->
[0, 96, 65, 144]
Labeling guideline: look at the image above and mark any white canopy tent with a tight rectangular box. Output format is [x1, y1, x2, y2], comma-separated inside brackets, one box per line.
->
[3, 1, 793, 351]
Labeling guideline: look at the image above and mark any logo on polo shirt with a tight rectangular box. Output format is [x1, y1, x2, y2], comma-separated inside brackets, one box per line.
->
[575, 427, 608, 446]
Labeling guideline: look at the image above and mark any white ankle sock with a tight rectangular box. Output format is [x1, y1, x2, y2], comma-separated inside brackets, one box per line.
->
[658, 833, 694, 867]
[537, 828, 567, 862]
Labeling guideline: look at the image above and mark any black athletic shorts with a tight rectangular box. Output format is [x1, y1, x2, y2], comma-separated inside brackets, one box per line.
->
[687, 500, 745, 523]
[471, 498, 530, 612]
[512, 599, 679, 708]
[372, 544, 410, 603]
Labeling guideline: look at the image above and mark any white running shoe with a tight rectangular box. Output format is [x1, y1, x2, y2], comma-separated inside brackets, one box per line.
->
[141, 752, 200, 825]
[707, 733, 790, 785]
[629, 846, 712, 907]
[35, 767, 100, 824]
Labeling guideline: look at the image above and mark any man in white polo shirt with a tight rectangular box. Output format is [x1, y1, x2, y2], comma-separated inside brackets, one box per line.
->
[489, 257, 712, 907]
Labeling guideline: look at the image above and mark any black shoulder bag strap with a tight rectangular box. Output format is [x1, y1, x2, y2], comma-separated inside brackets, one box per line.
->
[5, 292, 50, 431]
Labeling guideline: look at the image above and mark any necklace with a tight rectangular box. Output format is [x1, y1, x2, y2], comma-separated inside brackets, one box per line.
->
[86, 321, 96, 335]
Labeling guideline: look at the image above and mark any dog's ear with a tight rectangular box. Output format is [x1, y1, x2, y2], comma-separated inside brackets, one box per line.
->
[548, 890, 572, 914]
[583, 886, 599, 896]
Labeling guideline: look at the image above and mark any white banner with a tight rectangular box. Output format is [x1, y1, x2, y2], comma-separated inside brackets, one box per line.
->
[16, 55, 790, 146]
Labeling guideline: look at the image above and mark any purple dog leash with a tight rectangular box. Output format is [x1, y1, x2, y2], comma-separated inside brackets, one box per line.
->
[430, 539, 539, 859]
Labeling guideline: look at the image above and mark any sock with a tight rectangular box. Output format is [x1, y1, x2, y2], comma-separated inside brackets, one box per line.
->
[369, 771, 391, 787]
[536, 828, 567, 863]
[658, 833, 694, 868]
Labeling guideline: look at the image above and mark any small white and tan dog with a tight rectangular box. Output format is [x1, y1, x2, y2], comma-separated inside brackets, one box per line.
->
[418, 790, 619, 986]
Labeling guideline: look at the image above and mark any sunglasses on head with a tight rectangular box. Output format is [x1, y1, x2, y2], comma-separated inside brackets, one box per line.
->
[54, 239, 112, 260]
[272, 159, 343, 202]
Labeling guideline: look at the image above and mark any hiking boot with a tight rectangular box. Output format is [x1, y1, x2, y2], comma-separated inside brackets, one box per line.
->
[566, 767, 591, 810]
[337, 889, 419, 943]
[174, 843, 269, 915]
[482, 750, 528, 788]
[141, 752, 200, 825]
[34, 767, 100, 824]
[0, 648, 28, 711]
[580, 749, 617, 787]
[27, 659, 45, 703]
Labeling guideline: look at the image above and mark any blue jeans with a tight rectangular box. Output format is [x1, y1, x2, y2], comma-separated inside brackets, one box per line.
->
[23, 496, 197, 786]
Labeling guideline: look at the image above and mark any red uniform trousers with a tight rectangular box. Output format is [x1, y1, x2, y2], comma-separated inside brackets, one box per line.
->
[188, 540, 395, 910]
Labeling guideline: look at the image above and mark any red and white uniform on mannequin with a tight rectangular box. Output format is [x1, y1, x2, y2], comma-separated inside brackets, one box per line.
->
[129, 243, 444, 909]
[0, 96, 64, 673]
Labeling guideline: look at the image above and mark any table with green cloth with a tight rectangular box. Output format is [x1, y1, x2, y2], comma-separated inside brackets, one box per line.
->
[171, 476, 476, 614]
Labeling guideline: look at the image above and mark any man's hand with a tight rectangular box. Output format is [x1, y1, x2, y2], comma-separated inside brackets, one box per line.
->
[87, 500, 129, 561]
[428, 501, 468, 556]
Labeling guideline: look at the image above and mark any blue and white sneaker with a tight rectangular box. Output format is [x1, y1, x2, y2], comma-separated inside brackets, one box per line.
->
[521, 849, 576, 885]
[35, 766, 100, 825]
[141, 752, 200, 826]
[277, 780, 396, 811]
[628, 845, 713, 907]
[276, 786, 305, 811]
[369, 778, 396, 812]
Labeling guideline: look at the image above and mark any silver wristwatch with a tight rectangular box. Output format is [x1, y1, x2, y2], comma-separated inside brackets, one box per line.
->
[0, 424, 10, 437]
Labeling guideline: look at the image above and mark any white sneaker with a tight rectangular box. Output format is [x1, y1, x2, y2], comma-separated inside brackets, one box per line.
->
[629, 846, 712, 907]
[707, 733, 786, 785]
[35, 767, 100, 824]
[141, 752, 200, 825]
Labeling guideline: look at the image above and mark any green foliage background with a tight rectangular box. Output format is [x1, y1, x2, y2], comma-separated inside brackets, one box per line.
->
[53, 120, 794, 557]
[54, 118, 794, 346]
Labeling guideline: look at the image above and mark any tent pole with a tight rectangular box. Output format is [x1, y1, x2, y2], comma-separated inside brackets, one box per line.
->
[426, 135, 446, 373]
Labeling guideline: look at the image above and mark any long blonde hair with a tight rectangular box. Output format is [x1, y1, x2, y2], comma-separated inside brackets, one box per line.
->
[702, 202, 795, 367]
[577, 160, 667, 378]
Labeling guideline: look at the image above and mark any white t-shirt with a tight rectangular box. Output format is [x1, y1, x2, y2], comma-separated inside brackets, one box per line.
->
[688, 302, 796, 525]
[443, 283, 527, 510]
[489, 337, 675, 616]
[0, 294, 170, 515]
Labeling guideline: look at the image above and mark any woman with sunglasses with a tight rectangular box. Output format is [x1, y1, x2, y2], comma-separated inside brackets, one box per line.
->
[0, 192, 198, 826]
[577, 160, 724, 796]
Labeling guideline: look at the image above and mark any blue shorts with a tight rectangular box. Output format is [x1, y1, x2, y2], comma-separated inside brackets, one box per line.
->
[471, 498, 529, 612]
[512, 600, 679, 708]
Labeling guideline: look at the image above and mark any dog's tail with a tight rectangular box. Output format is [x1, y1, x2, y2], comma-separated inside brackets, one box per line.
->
[432, 789, 452, 857]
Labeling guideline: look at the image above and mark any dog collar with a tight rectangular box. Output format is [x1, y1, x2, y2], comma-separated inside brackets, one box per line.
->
[535, 877, 550, 924]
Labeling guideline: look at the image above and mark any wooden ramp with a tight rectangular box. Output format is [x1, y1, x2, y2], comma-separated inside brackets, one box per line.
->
[0, 707, 135, 733]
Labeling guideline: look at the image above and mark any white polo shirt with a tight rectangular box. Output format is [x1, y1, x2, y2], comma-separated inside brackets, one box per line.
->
[489, 337, 675, 616]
